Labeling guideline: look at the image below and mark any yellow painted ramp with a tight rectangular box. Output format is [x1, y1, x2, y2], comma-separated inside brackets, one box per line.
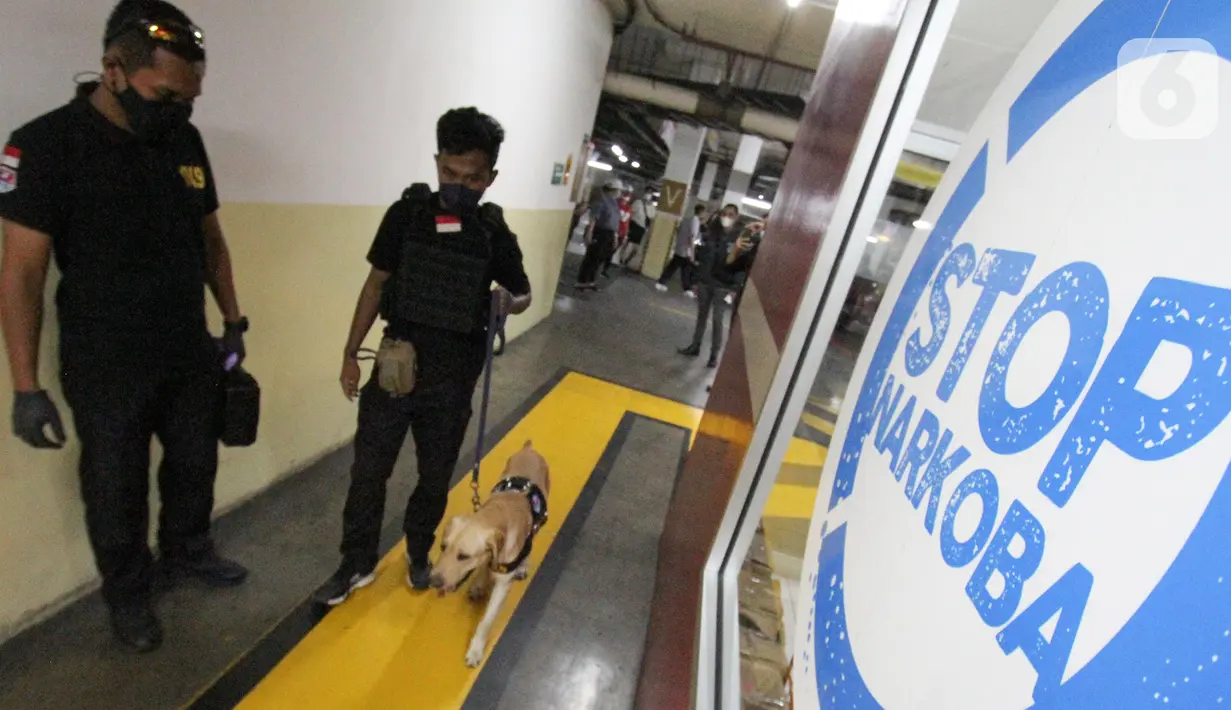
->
[233, 373, 701, 709]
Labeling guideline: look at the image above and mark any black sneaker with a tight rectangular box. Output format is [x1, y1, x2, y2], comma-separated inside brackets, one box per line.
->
[707, 355, 719, 369]
[162, 551, 248, 588]
[678, 345, 701, 357]
[312, 563, 376, 607]
[404, 548, 432, 591]
[110, 602, 163, 654]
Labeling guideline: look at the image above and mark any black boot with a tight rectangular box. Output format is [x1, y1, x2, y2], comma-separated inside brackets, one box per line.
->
[162, 550, 249, 588]
[707, 355, 719, 368]
[678, 345, 701, 357]
[405, 547, 432, 591]
[110, 602, 162, 654]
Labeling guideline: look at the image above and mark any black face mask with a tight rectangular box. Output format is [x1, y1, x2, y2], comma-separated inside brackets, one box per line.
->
[116, 86, 193, 145]
[439, 183, 484, 214]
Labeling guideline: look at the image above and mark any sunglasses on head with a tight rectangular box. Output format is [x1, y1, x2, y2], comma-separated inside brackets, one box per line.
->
[105, 17, 206, 62]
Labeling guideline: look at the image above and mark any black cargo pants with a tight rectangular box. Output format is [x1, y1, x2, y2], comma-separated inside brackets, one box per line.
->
[340, 370, 476, 571]
[61, 349, 221, 608]
[577, 228, 616, 285]
[688, 283, 733, 359]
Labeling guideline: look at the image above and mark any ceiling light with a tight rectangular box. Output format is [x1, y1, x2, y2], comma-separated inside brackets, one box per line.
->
[632, 161, 641, 169]
[741, 197, 773, 210]
[786, 0, 803, 7]
[758, 194, 765, 200]
[588, 160, 613, 171]
[878, 235, 891, 243]
[913, 219, 934, 230]
[866, 236, 878, 244]
[611, 145, 624, 157]
[618, 155, 629, 163]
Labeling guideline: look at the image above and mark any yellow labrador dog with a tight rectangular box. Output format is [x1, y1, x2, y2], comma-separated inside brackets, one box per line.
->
[431, 441, 550, 667]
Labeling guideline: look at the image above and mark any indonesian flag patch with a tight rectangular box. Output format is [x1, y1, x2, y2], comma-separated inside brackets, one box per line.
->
[0, 145, 19, 194]
[435, 214, 462, 234]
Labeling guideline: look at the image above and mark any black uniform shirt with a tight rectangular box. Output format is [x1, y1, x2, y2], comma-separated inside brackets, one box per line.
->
[367, 195, 531, 383]
[0, 84, 218, 367]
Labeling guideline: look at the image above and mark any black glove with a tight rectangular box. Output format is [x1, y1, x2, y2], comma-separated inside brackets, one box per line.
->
[478, 203, 510, 235]
[12, 390, 66, 449]
[222, 317, 248, 369]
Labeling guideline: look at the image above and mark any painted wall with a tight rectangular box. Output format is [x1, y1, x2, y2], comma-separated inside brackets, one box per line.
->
[796, 0, 1231, 707]
[0, 0, 611, 638]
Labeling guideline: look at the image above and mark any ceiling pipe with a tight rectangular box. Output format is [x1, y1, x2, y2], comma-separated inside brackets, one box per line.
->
[603, 72, 800, 144]
[603, 72, 966, 167]
[614, 0, 637, 35]
[640, 0, 818, 74]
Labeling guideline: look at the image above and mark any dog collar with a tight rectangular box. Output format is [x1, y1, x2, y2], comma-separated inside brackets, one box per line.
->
[490, 476, 548, 574]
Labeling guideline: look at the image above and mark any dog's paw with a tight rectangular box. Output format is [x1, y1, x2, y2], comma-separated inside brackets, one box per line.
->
[468, 583, 491, 602]
[513, 566, 529, 581]
[465, 643, 485, 668]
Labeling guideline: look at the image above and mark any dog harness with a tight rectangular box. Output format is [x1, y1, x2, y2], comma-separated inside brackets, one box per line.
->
[490, 476, 548, 575]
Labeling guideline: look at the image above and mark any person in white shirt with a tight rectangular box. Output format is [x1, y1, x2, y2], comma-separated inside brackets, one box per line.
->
[617, 187, 656, 268]
[656, 203, 706, 295]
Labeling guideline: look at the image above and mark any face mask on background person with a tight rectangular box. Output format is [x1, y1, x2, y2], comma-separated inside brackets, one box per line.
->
[720, 216, 736, 229]
[439, 183, 484, 214]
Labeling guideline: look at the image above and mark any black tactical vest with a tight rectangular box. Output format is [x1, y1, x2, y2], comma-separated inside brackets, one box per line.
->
[387, 184, 497, 334]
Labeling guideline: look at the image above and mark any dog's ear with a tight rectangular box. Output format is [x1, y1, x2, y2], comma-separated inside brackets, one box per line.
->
[485, 528, 506, 563]
[442, 516, 466, 545]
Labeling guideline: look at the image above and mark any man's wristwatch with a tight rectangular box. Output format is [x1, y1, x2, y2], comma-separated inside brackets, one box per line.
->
[226, 317, 250, 334]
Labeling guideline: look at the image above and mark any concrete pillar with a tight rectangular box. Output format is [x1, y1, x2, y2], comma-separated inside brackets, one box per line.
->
[641, 122, 707, 280]
[697, 160, 719, 202]
[721, 134, 764, 210]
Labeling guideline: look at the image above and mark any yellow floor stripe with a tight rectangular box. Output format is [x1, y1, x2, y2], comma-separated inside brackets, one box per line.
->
[784, 437, 827, 468]
[236, 374, 700, 710]
[800, 411, 835, 437]
[763, 483, 821, 520]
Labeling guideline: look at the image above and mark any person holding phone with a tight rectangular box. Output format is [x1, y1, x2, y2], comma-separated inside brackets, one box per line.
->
[678, 205, 760, 368]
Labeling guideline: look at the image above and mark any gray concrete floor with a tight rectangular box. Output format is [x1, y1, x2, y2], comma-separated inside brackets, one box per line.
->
[0, 252, 717, 710]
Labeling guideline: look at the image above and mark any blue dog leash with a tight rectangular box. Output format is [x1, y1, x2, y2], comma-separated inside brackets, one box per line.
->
[470, 291, 508, 512]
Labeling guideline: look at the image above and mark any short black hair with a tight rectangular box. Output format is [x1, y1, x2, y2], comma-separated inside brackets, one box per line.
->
[723, 203, 740, 213]
[694, 204, 707, 215]
[104, 0, 197, 69]
[437, 108, 506, 169]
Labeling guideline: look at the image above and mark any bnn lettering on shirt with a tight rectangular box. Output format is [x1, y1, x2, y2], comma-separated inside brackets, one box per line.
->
[834, 242, 1231, 701]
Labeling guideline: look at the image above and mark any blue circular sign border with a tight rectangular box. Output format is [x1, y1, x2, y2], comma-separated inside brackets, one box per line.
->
[808, 1, 1231, 707]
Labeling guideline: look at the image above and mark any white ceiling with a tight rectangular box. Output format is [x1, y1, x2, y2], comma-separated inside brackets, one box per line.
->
[919, 0, 1061, 131]
[606, 0, 1061, 133]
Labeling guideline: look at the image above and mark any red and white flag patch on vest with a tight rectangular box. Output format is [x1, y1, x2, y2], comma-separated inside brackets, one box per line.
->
[435, 215, 462, 234]
[0, 145, 20, 194]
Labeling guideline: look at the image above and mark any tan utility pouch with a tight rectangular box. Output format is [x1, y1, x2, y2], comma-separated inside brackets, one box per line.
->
[376, 338, 417, 396]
